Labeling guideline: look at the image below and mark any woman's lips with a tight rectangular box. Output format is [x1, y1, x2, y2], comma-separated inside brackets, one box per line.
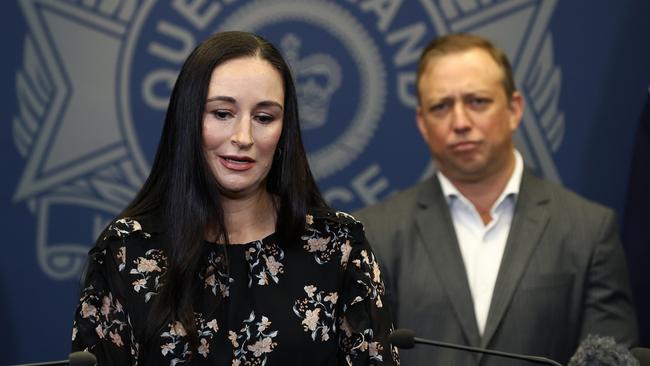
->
[219, 155, 255, 171]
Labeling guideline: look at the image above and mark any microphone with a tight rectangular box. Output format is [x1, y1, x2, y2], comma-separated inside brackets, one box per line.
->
[389, 328, 562, 366]
[69, 352, 97, 366]
[9, 351, 96, 366]
[631, 347, 650, 366]
[567, 334, 641, 366]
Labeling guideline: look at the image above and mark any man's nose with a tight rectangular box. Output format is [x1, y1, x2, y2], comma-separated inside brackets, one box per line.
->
[450, 104, 472, 132]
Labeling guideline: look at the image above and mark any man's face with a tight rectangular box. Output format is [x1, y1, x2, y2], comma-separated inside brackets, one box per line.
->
[416, 47, 523, 183]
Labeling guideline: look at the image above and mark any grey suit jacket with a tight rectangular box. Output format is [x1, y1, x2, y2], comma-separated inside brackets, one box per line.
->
[354, 171, 638, 366]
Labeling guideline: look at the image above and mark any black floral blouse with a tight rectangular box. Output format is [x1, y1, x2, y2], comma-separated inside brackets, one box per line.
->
[71, 208, 399, 365]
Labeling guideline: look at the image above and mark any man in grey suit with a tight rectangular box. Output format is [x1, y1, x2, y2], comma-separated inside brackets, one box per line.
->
[355, 33, 638, 365]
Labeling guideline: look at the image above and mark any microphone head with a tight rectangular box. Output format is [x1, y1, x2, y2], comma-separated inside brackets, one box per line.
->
[69, 351, 97, 366]
[389, 328, 416, 349]
[631, 347, 650, 366]
[567, 334, 639, 366]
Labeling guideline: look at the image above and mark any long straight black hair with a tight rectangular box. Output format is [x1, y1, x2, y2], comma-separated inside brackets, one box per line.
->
[119, 31, 327, 351]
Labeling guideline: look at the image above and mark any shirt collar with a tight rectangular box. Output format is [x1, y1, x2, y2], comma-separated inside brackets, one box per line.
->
[437, 149, 524, 209]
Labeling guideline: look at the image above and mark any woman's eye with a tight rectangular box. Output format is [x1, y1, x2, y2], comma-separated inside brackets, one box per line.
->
[212, 110, 232, 120]
[255, 114, 275, 124]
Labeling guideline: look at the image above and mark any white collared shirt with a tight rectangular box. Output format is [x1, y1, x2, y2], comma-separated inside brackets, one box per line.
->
[437, 150, 524, 336]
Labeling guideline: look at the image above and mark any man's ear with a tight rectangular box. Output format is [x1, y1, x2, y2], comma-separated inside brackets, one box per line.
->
[415, 106, 430, 145]
[508, 91, 524, 131]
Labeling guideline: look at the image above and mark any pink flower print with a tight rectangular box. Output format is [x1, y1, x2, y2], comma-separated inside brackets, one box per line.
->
[205, 274, 216, 288]
[198, 338, 210, 358]
[304, 285, 317, 298]
[321, 327, 330, 341]
[136, 258, 160, 273]
[372, 261, 381, 283]
[109, 330, 124, 347]
[207, 319, 219, 333]
[228, 331, 239, 348]
[341, 240, 352, 264]
[247, 337, 274, 357]
[101, 296, 111, 316]
[265, 256, 283, 276]
[173, 321, 187, 337]
[95, 324, 104, 338]
[81, 302, 97, 319]
[369, 341, 383, 358]
[324, 292, 338, 304]
[307, 237, 330, 252]
[302, 308, 321, 331]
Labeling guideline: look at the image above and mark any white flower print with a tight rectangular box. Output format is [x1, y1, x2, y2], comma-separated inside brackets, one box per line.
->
[132, 278, 147, 292]
[117, 246, 126, 272]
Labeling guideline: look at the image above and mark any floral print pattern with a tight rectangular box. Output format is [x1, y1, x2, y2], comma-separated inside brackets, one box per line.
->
[72, 211, 399, 365]
[229, 311, 278, 365]
[129, 248, 166, 302]
[293, 285, 338, 341]
[244, 239, 285, 287]
[201, 250, 234, 298]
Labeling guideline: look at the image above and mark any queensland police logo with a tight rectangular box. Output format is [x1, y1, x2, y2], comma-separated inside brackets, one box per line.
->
[13, 0, 564, 280]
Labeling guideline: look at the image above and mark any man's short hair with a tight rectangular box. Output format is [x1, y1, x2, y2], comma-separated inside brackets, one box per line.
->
[416, 33, 516, 102]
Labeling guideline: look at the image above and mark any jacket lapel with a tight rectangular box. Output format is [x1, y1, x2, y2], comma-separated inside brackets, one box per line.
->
[480, 171, 551, 349]
[415, 176, 482, 347]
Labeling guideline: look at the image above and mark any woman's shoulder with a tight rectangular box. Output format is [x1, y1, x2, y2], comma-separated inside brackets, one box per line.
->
[102, 217, 154, 241]
[307, 207, 363, 228]
[90, 216, 164, 262]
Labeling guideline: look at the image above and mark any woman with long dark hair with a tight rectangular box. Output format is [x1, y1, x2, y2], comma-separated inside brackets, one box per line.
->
[71, 31, 398, 365]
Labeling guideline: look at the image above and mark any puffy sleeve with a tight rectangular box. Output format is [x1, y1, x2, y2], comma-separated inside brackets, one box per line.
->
[337, 214, 400, 365]
[71, 218, 150, 365]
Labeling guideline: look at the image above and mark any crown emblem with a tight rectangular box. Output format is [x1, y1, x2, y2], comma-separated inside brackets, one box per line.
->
[281, 33, 342, 130]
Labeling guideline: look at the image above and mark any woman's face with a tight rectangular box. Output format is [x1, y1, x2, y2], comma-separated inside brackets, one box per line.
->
[202, 56, 284, 199]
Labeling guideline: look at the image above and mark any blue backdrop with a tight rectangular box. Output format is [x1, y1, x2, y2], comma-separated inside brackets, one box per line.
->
[1, 0, 649, 364]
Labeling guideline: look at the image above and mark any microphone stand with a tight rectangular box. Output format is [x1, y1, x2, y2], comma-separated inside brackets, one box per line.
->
[413, 336, 563, 366]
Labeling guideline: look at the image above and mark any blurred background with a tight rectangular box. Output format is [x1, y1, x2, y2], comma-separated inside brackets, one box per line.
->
[1, 0, 649, 364]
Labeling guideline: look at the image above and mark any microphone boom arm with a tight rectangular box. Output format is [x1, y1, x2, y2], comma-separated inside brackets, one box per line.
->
[413, 337, 563, 366]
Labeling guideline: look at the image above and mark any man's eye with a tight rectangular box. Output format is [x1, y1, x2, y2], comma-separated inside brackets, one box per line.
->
[430, 103, 448, 112]
[470, 98, 490, 107]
